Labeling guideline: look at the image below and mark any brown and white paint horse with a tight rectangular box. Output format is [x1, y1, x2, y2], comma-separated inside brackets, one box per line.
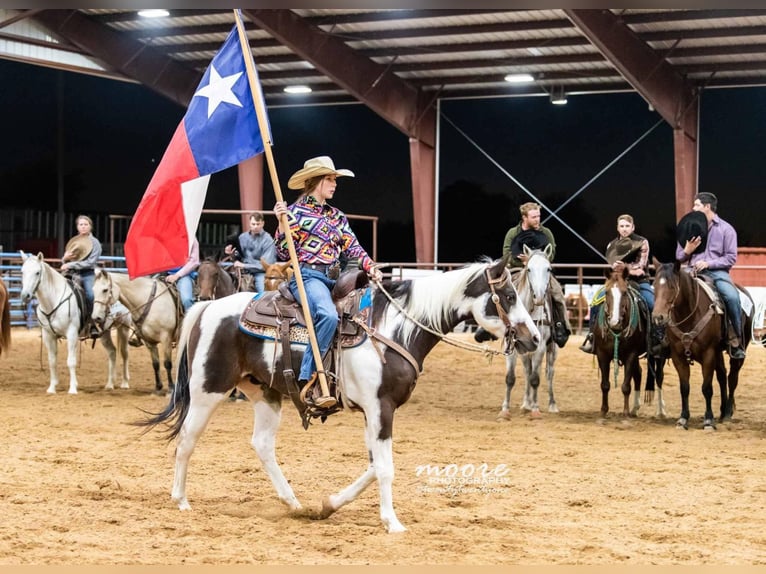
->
[139, 256, 540, 533]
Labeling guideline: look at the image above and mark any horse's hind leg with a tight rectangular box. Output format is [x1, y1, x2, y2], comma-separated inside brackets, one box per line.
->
[498, 353, 517, 421]
[64, 329, 79, 394]
[171, 387, 227, 510]
[248, 387, 301, 510]
[163, 343, 174, 395]
[628, 358, 642, 416]
[147, 344, 163, 394]
[117, 326, 130, 388]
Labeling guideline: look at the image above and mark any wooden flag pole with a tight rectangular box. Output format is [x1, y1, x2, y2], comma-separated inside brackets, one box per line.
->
[233, 10, 335, 406]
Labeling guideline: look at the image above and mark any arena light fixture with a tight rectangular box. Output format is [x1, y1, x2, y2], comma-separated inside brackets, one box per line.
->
[283, 85, 312, 94]
[504, 73, 535, 84]
[550, 85, 568, 105]
[138, 9, 170, 18]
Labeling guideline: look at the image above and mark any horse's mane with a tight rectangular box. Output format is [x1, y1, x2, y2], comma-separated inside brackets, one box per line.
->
[382, 258, 490, 347]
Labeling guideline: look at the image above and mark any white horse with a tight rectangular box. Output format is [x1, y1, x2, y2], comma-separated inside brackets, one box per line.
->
[19, 251, 131, 394]
[91, 269, 179, 394]
[137, 257, 540, 533]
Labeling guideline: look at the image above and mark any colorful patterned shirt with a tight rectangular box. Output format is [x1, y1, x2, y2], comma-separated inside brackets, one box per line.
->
[275, 195, 374, 272]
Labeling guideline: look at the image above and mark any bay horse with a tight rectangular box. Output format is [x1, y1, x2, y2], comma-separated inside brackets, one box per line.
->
[652, 258, 753, 430]
[196, 258, 236, 301]
[92, 269, 179, 394]
[138, 256, 540, 533]
[19, 252, 131, 393]
[593, 265, 666, 418]
[498, 245, 559, 419]
[0, 277, 10, 358]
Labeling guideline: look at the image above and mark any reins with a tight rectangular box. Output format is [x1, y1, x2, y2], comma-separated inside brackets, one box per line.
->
[370, 265, 514, 358]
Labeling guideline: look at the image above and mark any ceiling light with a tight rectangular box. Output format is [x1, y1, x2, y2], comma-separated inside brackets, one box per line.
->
[550, 85, 567, 105]
[283, 85, 312, 94]
[138, 9, 170, 18]
[504, 73, 535, 84]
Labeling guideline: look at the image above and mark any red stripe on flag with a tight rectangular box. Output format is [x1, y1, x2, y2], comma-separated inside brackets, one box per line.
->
[125, 120, 200, 278]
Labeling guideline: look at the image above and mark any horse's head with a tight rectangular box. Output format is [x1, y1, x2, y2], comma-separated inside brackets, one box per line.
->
[197, 259, 219, 301]
[262, 258, 292, 292]
[651, 257, 682, 327]
[522, 244, 553, 305]
[92, 269, 119, 327]
[471, 255, 540, 352]
[603, 265, 631, 329]
[19, 252, 45, 304]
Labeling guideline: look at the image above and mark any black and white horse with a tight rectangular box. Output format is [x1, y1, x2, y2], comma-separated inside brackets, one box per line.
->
[139, 256, 540, 533]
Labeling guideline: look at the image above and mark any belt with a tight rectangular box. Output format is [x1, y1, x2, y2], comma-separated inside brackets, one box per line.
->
[300, 262, 340, 279]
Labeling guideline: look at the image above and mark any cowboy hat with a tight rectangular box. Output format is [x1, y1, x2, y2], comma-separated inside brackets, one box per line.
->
[510, 229, 550, 258]
[287, 156, 355, 190]
[676, 210, 708, 254]
[605, 237, 644, 265]
[62, 235, 93, 263]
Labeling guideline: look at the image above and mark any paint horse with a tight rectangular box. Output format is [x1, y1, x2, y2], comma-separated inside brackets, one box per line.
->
[19, 252, 132, 393]
[593, 264, 666, 418]
[138, 256, 540, 533]
[652, 258, 753, 430]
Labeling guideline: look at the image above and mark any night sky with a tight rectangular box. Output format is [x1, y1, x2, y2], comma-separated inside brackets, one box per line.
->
[2, 57, 765, 264]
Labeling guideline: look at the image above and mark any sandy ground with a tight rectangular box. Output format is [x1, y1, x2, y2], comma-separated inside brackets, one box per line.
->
[0, 327, 765, 565]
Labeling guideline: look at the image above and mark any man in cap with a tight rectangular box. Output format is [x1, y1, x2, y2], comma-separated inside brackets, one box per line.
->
[676, 192, 745, 359]
[502, 202, 571, 347]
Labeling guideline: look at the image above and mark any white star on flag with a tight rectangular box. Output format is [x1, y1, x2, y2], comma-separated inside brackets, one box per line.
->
[193, 65, 244, 118]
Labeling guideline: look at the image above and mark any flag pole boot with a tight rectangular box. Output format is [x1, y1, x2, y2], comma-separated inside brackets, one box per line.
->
[299, 373, 342, 424]
[128, 329, 144, 348]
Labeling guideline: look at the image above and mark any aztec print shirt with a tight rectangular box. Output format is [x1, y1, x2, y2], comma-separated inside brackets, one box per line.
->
[275, 195, 374, 272]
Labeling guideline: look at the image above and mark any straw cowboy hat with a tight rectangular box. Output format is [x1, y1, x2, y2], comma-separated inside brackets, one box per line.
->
[62, 235, 94, 263]
[605, 237, 645, 265]
[287, 156, 355, 190]
[676, 210, 709, 254]
[510, 229, 550, 258]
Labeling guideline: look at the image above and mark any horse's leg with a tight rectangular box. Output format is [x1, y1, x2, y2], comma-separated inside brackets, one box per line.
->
[654, 357, 667, 418]
[724, 355, 742, 422]
[117, 325, 130, 389]
[322, 399, 405, 533]
[171, 386, 228, 511]
[42, 328, 59, 394]
[521, 353, 541, 416]
[644, 355, 656, 405]
[699, 348, 718, 430]
[163, 340, 174, 395]
[546, 342, 559, 413]
[597, 353, 611, 418]
[244, 386, 302, 509]
[65, 326, 79, 395]
[497, 353, 517, 421]
[671, 354, 691, 429]
[629, 356, 642, 417]
[147, 343, 163, 394]
[99, 331, 117, 390]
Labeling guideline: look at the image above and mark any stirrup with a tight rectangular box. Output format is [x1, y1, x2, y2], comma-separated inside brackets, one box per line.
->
[299, 374, 338, 410]
[579, 333, 594, 353]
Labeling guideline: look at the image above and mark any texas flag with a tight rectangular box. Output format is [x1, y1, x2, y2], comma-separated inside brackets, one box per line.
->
[125, 22, 268, 278]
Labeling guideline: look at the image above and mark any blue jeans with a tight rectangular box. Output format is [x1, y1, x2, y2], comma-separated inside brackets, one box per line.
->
[700, 269, 743, 337]
[177, 275, 195, 311]
[252, 271, 265, 293]
[79, 270, 95, 307]
[636, 280, 654, 313]
[288, 269, 338, 382]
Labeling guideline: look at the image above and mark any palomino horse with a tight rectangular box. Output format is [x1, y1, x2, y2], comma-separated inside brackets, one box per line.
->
[593, 266, 666, 418]
[92, 269, 179, 394]
[0, 277, 10, 358]
[139, 257, 540, 533]
[19, 252, 131, 393]
[196, 259, 236, 301]
[652, 258, 753, 430]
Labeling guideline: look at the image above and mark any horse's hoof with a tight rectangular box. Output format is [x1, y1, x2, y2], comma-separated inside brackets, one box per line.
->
[319, 496, 336, 519]
[529, 409, 542, 419]
[676, 419, 688, 430]
[496, 410, 511, 422]
[548, 405, 559, 414]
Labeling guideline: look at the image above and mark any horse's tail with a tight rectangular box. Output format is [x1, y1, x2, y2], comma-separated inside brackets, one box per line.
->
[133, 300, 212, 440]
[0, 283, 10, 357]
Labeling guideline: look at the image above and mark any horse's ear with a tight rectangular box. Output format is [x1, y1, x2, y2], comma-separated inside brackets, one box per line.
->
[36, 252, 44, 261]
[603, 265, 613, 280]
[260, 257, 270, 271]
[523, 244, 532, 258]
[673, 259, 681, 273]
[544, 243, 553, 260]
[19, 250, 27, 261]
[500, 252, 512, 269]
[489, 256, 506, 278]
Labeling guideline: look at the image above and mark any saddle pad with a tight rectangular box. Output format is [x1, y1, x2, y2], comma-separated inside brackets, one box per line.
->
[238, 288, 373, 348]
[695, 279, 724, 314]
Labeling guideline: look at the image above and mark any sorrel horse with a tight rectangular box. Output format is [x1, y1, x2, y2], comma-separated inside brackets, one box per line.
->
[652, 258, 753, 430]
[499, 245, 559, 418]
[138, 257, 540, 533]
[196, 259, 236, 301]
[593, 266, 666, 418]
[19, 252, 132, 393]
[92, 269, 179, 394]
[261, 258, 292, 292]
[0, 277, 11, 358]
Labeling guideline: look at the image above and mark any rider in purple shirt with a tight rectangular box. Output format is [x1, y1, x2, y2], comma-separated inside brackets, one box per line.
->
[675, 192, 745, 359]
